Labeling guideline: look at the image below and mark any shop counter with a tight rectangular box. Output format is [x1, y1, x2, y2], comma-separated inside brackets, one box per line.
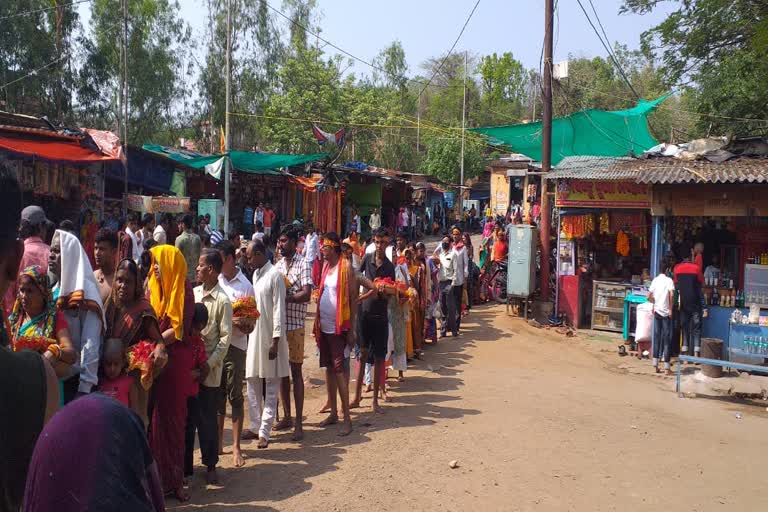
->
[702, 306, 748, 343]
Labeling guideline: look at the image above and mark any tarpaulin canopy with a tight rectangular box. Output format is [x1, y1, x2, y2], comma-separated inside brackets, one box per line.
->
[471, 97, 667, 166]
[0, 133, 119, 163]
[142, 144, 328, 176]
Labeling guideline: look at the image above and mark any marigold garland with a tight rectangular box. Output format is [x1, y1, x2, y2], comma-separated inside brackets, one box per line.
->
[232, 296, 260, 320]
[13, 336, 56, 353]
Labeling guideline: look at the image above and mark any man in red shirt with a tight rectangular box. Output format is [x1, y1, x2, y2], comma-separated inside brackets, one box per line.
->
[673, 257, 705, 357]
[3, 206, 51, 314]
[263, 204, 276, 239]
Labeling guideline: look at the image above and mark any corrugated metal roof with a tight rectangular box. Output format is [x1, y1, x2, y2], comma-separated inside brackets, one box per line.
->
[617, 158, 768, 184]
[545, 156, 768, 184]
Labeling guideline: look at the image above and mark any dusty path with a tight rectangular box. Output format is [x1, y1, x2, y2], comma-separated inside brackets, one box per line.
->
[175, 303, 768, 511]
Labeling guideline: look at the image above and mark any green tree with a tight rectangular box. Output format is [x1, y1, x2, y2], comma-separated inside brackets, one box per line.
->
[372, 40, 409, 92]
[0, 1, 79, 121]
[477, 52, 528, 125]
[197, 0, 283, 151]
[76, 0, 192, 145]
[623, 0, 768, 135]
[420, 132, 485, 185]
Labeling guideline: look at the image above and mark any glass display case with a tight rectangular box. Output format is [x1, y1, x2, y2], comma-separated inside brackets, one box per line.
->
[591, 281, 630, 332]
[558, 240, 575, 276]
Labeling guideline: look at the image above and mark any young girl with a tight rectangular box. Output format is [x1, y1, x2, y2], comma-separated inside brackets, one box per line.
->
[98, 338, 138, 411]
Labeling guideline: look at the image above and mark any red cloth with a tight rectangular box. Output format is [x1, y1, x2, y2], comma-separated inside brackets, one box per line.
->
[98, 374, 133, 407]
[694, 253, 703, 271]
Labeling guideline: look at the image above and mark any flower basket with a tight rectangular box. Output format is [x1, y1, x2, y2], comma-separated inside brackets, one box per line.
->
[127, 341, 156, 390]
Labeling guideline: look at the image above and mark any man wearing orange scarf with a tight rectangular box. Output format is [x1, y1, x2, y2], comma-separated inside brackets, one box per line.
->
[314, 232, 358, 436]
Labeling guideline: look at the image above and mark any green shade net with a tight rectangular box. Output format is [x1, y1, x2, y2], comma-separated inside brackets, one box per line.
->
[142, 144, 328, 175]
[229, 150, 329, 174]
[470, 96, 667, 165]
[142, 144, 223, 169]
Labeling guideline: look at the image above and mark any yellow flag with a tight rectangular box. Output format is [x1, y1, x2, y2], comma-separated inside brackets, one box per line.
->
[219, 126, 226, 153]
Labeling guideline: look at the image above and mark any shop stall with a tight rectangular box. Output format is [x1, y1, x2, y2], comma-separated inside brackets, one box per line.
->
[553, 177, 653, 332]
[651, 182, 768, 355]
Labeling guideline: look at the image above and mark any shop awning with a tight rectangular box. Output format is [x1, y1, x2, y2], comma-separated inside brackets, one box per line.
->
[471, 97, 667, 166]
[0, 133, 119, 163]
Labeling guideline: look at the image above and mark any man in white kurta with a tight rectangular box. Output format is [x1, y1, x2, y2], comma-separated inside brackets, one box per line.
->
[245, 240, 290, 448]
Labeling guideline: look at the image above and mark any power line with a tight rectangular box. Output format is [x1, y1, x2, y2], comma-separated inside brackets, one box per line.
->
[0, 0, 92, 21]
[574, 0, 640, 99]
[264, 2, 458, 90]
[417, 0, 481, 97]
[0, 55, 69, 90]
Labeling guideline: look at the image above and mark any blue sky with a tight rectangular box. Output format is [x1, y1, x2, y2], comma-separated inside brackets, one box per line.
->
[81, 0, 674, 75]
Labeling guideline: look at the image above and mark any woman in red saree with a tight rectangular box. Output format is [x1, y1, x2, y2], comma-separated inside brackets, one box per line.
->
[144, 244, 195, 502]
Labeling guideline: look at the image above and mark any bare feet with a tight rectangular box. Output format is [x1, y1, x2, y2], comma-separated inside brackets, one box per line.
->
[257, 438, 269, 449]
[349, 399, 361, 410]
[319, 414, 338, 427]
[241, 430, 258, 441]
[205, 468, 219, 485]
[365, 383, 373, 394]
[337, 420, 353, 437]
[665, 369, 673, 376]
[318, 402, 331, 414]
[274, 417, 293, 431]
[233, 449, 245, 467]
[173, 487, 190, 502]
[372, 402, 385, 414]
[397, 375, 405, 382]
[292, 425, 304, 441]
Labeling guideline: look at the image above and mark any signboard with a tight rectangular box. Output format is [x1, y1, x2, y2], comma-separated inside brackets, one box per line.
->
[652, 184, 768, 217]
[490, 170, 510, 214]
[443, 192, 455, 208]
[555, 179, 651, 208]
[126, 194, 190, 214]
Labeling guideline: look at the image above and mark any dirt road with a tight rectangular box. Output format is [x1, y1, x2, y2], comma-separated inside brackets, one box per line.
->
[175, 303, 768, 511]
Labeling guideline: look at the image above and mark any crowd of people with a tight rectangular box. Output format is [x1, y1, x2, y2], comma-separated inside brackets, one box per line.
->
[0, 161, 491, 511]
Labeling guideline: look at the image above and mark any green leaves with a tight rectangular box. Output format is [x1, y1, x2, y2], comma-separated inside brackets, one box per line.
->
[623, 0, 768, 136]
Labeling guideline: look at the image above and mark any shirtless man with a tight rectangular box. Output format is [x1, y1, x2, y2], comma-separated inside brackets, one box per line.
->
[93, 228, 118, 303]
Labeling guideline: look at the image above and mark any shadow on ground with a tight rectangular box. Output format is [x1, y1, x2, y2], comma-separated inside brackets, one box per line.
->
[171, 310, 483, 510]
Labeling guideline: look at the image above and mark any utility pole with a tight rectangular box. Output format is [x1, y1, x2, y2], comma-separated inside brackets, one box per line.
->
[460, 50, 467, 204]
[223, 0, 232, 236]
[540, 0, 554, 300]
[122, 0, 129, 215]
[416, 89, 421, 151]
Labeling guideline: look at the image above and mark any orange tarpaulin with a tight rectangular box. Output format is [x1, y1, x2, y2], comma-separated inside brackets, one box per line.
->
[0, 134, 119, 162]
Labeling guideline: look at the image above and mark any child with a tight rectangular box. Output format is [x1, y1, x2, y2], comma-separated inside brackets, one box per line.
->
[188, 304, 210, 397]
[98, 338, 138, 411]
[184, 303, 210, 480]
